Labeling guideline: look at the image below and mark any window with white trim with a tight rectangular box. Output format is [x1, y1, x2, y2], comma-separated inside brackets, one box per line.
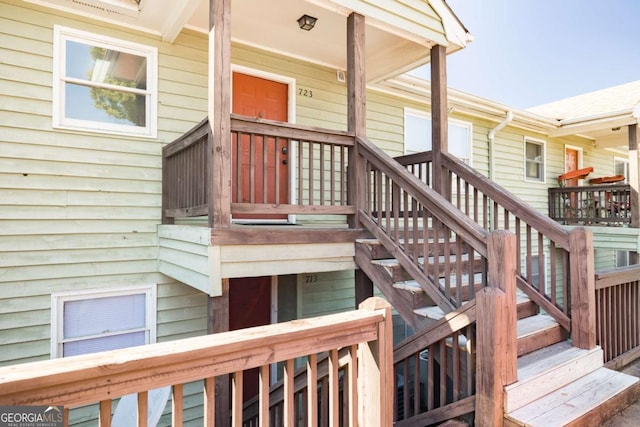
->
[53, 26, 157, 138]
[51, 285, 156, 358]
[614, 157, 629, 183]
[524, 138, 545, 182]
[404, 108, 472, 164]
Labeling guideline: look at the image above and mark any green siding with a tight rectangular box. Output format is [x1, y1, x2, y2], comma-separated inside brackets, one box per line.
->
[0, 0, 208, 365]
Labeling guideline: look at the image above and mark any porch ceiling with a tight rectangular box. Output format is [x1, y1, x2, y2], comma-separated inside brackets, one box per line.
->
[27, 0, 467, 83]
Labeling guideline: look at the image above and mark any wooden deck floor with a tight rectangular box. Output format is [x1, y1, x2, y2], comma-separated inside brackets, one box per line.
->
[602, 359, 640, 426]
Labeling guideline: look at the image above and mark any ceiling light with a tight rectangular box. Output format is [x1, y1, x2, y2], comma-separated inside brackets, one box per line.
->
[297, 14, 317, 31]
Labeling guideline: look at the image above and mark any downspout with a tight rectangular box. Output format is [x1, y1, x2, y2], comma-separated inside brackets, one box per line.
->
[487, 111, 513, 182]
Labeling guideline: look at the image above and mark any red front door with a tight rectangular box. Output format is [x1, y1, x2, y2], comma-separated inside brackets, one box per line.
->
[565, 148, 580, 187]
[229, 276, 272, 401]
[232, 72, 289, 220]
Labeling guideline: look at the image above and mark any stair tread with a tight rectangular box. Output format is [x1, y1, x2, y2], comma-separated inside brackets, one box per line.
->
[506, 368, 639, 426]
[517, 314, 559, 339]
[505, 341, 604, 413]
[515, 341, 599, 380]
[393, 280, 421, 290]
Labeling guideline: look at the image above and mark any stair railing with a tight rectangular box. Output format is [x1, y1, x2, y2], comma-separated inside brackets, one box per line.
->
[356, 136, 489, 314]
[396, 150, 597, 348]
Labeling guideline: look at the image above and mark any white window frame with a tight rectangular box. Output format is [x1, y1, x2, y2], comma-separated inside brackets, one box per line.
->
[403, 108, 473, 165]
[524, 137, 546, 183]
[50, 284, 157, 358]
[52, 25, 158, 138]
[614, 157, 629, 183]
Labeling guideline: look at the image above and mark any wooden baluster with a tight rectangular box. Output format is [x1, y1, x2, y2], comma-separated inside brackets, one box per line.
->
[99, 399, 111, 427]
[172, 384, 183, 426]
[204, 377, 215, 427]
[137, 391, 148, 427]
[284, 359, 294, 427]
[307, 353, 318, 427]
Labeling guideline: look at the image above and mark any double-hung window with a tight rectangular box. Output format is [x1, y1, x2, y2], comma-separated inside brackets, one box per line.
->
[524, 137, 546, 182]
[53, 26, 157, 137]
[51, 285, 156, 358]
[614, 157, 629, 183]
[404, 108, 472, 164]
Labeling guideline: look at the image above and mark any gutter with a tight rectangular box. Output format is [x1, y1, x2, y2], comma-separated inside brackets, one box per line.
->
[487, 111, 513, 181]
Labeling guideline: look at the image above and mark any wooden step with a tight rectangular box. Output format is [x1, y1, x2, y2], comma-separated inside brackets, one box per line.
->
[505, 341, 604, 413]
[356, 237, 469, 259]
[516, 314, 568, 356]
[413, 293, 537, 322]
[505, 367, 640, 427]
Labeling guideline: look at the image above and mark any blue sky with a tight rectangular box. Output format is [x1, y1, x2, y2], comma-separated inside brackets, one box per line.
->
[444, 0, 640, 109]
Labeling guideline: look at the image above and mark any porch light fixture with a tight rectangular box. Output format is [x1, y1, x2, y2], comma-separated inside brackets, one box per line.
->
[297, 14, 317, 31]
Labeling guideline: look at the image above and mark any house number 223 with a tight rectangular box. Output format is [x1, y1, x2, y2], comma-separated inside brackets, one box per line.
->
[298, 88, 313, 98]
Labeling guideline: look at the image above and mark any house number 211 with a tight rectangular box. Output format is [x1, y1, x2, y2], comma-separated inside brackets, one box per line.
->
[298, 88, 313, 98]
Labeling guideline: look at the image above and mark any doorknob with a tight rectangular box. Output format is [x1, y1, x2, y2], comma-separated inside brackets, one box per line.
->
[282, 146, 288, 155]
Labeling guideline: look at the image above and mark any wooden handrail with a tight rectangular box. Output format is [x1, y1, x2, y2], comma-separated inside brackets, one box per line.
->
[163, 117, 209, 158]
[230, 114, 355, 145]
[440, 153, 570, 248]
[0, 298, 392, 426]
[595, 263, 640, 289]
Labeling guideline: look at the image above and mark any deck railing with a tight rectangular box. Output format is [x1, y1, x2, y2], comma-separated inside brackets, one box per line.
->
[548, 184, 631, 226]
[162, 115, 356, 223]
[595, 264, 640, 367]
[0, 298, 392, 427]
[395, 151, 597, 349]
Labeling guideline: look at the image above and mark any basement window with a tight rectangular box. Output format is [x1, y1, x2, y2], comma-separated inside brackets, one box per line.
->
[51, 285, 156, 358]
[52, 25, 157, 138]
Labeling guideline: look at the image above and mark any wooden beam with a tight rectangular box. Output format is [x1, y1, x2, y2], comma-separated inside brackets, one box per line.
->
[431, 44, 448, 197]
[357, 298, 393, 427]
[209, 278, 230, 426]
[475, 230, 518, 427]
[347, 12, 366, 228]
[569, 227, 596, 349]
[209, 0, 232, 229]
[628, 124, 639, 228]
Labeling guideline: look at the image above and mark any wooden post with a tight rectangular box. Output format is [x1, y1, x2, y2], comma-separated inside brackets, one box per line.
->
[569, 227, 596, 349]
[208, 278, 230, 426]
[431, 44, 448, 198]
[629, 124, 639, 228]
[208, 0, 232, 229]
[357, 297, 393, 427]
[475, 230, 518, 427]
[355, 269, 374, 308]
[347, 12, 366, 228]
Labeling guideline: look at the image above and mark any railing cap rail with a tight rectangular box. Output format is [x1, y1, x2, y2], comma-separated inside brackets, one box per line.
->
[0, 305, 387, 407]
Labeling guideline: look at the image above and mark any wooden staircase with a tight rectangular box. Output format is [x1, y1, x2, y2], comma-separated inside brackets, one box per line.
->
[356, 237, 640, 426]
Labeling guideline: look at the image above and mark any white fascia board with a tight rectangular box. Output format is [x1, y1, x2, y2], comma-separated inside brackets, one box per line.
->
[374, 75, 558, 134]
[550, 115, 639, 138]
[429, 0, 473, 49]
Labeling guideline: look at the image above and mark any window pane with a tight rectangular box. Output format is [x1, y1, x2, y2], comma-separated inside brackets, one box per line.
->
[449, 123, 470, 161]
[66, 40, 147, 90]
[526, 142, 542, 160]
[65, 83, 147, 127]
[63, 331, 146, 357]
[405, 114, 431, 154]
[64, 294, 146, 339]
[527, 162, 541, 179]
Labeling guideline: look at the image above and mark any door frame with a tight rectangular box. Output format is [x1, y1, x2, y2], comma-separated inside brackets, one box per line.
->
[564, 145, 584, 185]
[231, 64, 298, 223]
